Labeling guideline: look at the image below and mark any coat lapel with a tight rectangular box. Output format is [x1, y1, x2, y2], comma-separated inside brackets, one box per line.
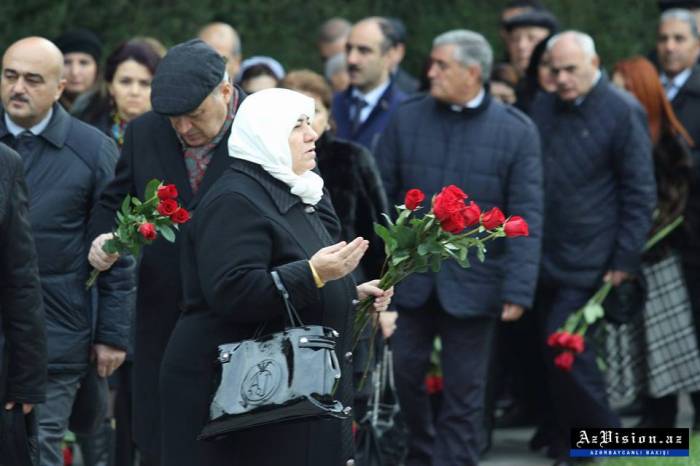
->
[154, 121, 193, 204]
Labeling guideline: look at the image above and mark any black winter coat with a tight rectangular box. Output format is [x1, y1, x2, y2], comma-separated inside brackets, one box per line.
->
[89, 89, 245, 457]
[529, 75, 657, 288]
[0, 144, 46, 404]
[0, 104, 133, 374]
[160, 160, 356, 466]
[668, 65, 700, 265]
[316, 131, 388, 282]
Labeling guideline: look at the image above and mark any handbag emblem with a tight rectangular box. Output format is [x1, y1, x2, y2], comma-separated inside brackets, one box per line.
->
[241, 359, 282, 406]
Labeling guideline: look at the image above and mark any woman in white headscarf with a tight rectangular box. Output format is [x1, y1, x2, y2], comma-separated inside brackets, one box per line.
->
[159, 88, 392, 466]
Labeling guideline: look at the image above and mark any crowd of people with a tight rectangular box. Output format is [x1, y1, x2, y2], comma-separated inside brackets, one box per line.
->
[1, 1, 700, 466]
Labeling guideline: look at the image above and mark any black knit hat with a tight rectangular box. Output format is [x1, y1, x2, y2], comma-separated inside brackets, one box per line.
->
[150, 39, 226, 116]
[54, 29, 103, 62]
[658, 0, 700, 11]
[503, 10, 559, 33]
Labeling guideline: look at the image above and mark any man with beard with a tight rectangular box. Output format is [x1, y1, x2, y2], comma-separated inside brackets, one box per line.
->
[332, 16, 406, 154]
[87, 39, 246, 465]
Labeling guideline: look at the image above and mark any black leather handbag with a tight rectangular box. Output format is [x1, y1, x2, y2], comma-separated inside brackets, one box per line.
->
[603, 275, 647, 325]
[198, 270, 351, 440]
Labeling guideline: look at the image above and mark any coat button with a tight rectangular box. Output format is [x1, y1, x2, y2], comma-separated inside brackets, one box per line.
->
[346, 460, 355, 466]
[304, 205, 315, 213]
[344, 351, 353, 363]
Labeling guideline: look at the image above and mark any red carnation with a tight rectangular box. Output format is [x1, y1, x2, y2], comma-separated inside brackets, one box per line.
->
[504, 216, 529, 237]
[462, 201, 481, 227]
[156, 199, 179, 216]
[404, 189, 425, 211]
[554, 351, 575, 371]
[481, 207, 506, 230]
[434, 185, 469, 234]
[170, 207, 191, 224]
[138, 222, 157, 241]
[157, 184, 178, 200]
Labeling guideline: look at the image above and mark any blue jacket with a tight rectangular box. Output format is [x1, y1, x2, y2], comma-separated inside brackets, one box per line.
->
[332, 81, 406, 154]
[529, 74, 657, 288]
[0, 104, 135, 373]
[376, 92, 544, 318]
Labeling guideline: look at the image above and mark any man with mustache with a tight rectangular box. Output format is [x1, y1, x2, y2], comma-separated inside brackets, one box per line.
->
[0, 37, 132, 466]
[331, 16, 406, 154]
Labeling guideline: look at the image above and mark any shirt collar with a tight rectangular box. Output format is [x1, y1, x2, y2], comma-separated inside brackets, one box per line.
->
[451, 87, 486, 112]
[4, 107, 53, 137]
[352, 79, 391, 109]
[661, 67, 693, 90]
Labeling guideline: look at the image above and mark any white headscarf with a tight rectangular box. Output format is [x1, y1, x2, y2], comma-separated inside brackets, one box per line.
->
[228, 88, 324, 205]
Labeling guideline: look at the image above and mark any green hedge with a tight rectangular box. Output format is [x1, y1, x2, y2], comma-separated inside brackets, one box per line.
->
[0, 0, 660, 76]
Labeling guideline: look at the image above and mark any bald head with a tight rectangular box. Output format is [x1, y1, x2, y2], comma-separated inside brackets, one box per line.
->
[318, 17, 351, 61]
[2, 36, 66, 128]
[198, 22, 241, 77]
[547, 30, 600, 101]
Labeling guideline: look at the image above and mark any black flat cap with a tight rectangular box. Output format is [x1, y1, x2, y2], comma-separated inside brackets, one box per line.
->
[503, 10, 559, 32]
[150, 39, 226, 116]
[54, 29, 102, 62]
[658, 0, 700, 10]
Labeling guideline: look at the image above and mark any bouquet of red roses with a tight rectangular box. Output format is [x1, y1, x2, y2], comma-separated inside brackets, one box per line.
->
[547, 216, 684, 371]
[85, 179, 190, 288]
[354, 185, 529, 346]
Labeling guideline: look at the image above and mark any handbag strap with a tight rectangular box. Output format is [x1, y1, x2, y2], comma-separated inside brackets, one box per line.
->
[271, 270, 304, 327]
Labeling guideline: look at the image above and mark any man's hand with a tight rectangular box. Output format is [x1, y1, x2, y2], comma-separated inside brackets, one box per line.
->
[88, 233, 120, 271]
[92, 343, 126, 378]
[501, 303, 524, 322]
[604, 270, 630, 287]
[378, 311, 398, 339]
[4, 402, 33, 414]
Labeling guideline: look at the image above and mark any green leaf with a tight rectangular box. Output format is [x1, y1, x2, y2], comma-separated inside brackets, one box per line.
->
[417, 243, 430, 256]
[116, 211, 125, 223]
[583, 303, 605, 324]
[159, 224, 176, 242]
[391, 252, 410, 266]
[396, 208, 411, 226]
[430, 254, 441, 272]
[120, 195, 131, 217]
[144, 179, 161, 202]
[393, 225, 416, 250]
[380, 213, 395, 227]
[132, 197, 142, 207]
[476, 245, 486, 263]
[374, 223, 398, 254]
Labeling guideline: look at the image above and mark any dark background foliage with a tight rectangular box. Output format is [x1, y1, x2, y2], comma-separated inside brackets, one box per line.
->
[0, 0, 660, 75]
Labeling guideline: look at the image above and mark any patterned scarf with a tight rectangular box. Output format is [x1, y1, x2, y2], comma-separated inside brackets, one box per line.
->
[180, 89, 239, 193]
[110, 112, 128, 148]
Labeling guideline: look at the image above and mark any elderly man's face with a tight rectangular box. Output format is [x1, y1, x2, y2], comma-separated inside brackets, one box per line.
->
[1, 39, 65, 128]
[427, 44, 480, 105]
[345, 21, 391, 93]
[168, 81, 232, 147]
[549, 38, 599, 102]
[657, 19, 700, 78]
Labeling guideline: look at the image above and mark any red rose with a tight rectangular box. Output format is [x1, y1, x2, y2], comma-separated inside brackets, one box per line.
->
[138, 222, 157, 241]
[554, 351, 575, 371]
[504, 216, 529, 237]
[170, 207, 191, 224]
[547, 331, 564, 348]
[568, 334, 585, 354]
[481, 207, 505, 230]
[425, 375, 444, 395]
[156, 199, 179, 216]
[433, 185, 469, 233]
[404, 189, 425, 211]
[462, 201, 481, 227]
[157, 184, 178, 200]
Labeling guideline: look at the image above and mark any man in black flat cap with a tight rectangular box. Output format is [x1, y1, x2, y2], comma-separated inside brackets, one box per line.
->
[86, 38, 245, 466]
[503, 9, 559, 78]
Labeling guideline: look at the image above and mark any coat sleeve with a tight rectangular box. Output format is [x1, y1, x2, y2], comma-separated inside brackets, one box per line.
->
[501, 121, 544, 309]
[0, 149, 47, 404]
[355, 147, 390, 278]
[610, 104, 657, 273]
[90, 138, 135, 351]
[195, 193, 320, 323]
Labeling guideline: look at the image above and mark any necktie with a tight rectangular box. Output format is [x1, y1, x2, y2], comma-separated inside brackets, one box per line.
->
[350, 96, 368, 134]
[13, 130, 38, 158]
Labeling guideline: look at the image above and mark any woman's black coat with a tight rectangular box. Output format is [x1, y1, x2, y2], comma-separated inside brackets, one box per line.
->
[160, 159, 357, 466]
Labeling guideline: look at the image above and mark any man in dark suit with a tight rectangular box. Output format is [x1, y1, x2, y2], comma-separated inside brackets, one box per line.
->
[530, 31, 656, 466]
[332, 16, 406, 154]
[377, 29, 543, 466]
[657, 7, 700, 427]
[87, 39, 245, 465]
